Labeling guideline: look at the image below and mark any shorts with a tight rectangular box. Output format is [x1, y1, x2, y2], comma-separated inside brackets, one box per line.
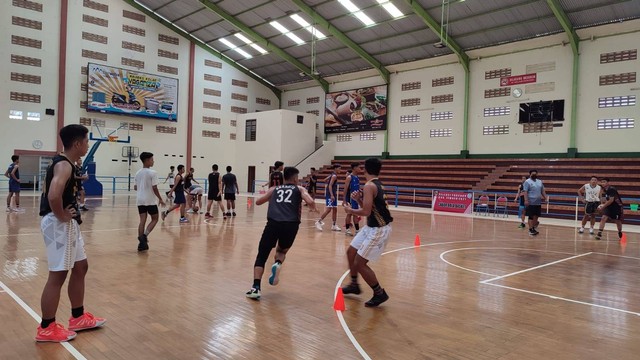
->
[604, 206, 623, 220]
[41, 213, 87, 271]
[9, 181, 20, 193]
[190, 186, 204, 195]
[350, 199, 359, 210]
[259, 220, 300, 251]
[585, 202, 599, 215]
[350, 225, 392, 262]
[174, 191, 186, 204]
[526, 205, 542, 218]
[518, 205, 526, 218]
[325, 196, 337, 208]
[138, 205, 159, 215]
[224, 193, 236, 201]
[208, 193, 222, 201]
[307, 185, 316, 194]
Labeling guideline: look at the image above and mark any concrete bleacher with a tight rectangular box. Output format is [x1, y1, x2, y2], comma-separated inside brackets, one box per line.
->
[304, 158, 640, 224]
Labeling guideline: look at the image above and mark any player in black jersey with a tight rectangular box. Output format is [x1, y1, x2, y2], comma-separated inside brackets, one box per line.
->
[595, 178, 624, 240]
[269, 161, 284, 187]
[205, 164, 225, 218]
[305, 167, 318, 203]
[342, 158, 393, 307]
[246, 167, 317, 300]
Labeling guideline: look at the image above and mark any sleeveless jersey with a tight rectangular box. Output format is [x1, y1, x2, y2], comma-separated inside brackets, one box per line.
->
[208, 172, 220, 194]
[7, 163, 19, 181]
[267, 184, 302, 223]
[184, 173, 193, 189]
[269, 171, 284, 187]
[349, 174, 360, 194]
[325, 172, 338, 197]
[583, 184, 601, 202]
[367, 179, 393, 228]
[39, 155, 78, 216]
[174, 175, 184, 193]
[605, 186, 623, 209]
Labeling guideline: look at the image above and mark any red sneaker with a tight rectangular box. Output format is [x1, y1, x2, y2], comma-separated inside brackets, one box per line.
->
[36, 323, 77, 342]
[68, 312, 106, 331]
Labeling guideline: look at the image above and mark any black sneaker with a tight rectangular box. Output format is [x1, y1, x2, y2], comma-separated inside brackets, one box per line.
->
[529, 229, 539, 236]
[342, 283, 361, 295]
[225, 212, 231, 217]
[137, 235, 149, 251]
[245, 288, 261, 300]
[365, 290, 389, 307]
[232, 212, 237, 217]
[80, 205, 89, 211]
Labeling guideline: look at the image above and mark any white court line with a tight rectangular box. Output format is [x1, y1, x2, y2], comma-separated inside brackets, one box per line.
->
[0, 280, 87, 360]
[439, 249, 498, 277]
[481, 252, 593, 284]
[484, 282, 640, 317]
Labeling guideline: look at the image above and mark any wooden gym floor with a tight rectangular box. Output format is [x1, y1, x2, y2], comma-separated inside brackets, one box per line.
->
[1, 194, 640, 360]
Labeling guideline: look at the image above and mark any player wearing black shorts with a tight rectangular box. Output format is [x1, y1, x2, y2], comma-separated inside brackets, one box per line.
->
[205, 164, 225, 218]
[162, 165, 188, 223]
[246, 167, 317, 300]
[306, 167, 318, 201]
[595, 178, 624, 240]
[221, 166, 239, 217]
[134, 152, 166, 251]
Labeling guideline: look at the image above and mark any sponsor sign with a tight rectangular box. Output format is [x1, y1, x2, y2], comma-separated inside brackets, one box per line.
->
[500, 73, 537, 87]
[433, 191, 474, 214]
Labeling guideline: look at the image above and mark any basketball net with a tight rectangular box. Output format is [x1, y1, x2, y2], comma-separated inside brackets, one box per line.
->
[107, 135, 118, 142]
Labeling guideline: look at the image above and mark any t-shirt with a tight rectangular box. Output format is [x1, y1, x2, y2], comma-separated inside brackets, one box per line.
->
[523, 178, 544, 205]
[189, 185, 204, 195]
[267, 184, 303, 223]
[208, 172, 220, 195]
[605, 186, 623, 210]
[583, 184, 601, 203]
[135, 168, 160, 206]
[222, 173, 237, 194]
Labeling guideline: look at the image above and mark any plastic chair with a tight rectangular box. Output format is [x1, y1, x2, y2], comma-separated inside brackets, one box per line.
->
[475, 195, 490, 216]
[494, 196, 508, 217]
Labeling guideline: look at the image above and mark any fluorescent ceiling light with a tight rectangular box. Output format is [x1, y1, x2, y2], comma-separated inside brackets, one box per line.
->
[376, 0, 403, 18]
[219, 38, 237, 49]
[338, 0, 375, 26]
[270, 21, 305, 45]
[219, 38, 252, 59]
[290, 14, 327, 39]
[234, 33, 268, 54]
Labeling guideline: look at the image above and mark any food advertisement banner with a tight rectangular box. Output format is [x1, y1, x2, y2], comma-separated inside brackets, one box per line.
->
[87, 63, 178, 121]
[324, 85, 387, 133]
[433, 191, 474, 214]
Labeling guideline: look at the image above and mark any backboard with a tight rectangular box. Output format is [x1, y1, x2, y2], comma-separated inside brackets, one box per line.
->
[89, 119, 131, 143]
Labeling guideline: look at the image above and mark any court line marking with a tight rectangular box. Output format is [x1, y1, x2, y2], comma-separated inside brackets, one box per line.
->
[480, 252, 593, 284]
[0, 280, 87, 360]
[483, 282, 640, 317]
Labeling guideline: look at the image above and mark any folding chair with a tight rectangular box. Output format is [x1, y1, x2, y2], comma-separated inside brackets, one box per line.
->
[475, 195, 490, 216]
[494, 196, 509, 217]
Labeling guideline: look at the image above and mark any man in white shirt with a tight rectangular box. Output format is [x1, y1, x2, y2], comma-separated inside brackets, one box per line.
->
[134, 152, 165, 251]
[577, 176, 602, 234]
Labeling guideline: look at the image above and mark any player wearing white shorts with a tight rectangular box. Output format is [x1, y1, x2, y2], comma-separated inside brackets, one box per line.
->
[342, 158, 393, 307]
[577, 176, 602, 234]
[188, 184, 204, 213]
[36, 124, 105, 343]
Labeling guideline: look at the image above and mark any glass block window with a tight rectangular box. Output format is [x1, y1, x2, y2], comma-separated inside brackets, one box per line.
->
[430, 129, 452, 137]
[484, 88, 511, 98]
[9, 110, 23, 120]
[360, 133, 376, 141]
[400, 130, 420, 139]
[431, 112, 453, 121]
[600, 49, 637, 64]
[400, 114, 420, 123]
[523, 123, 553, 133]
[485, 68, 511, 79]
[288, 99, 300, 106]
[401, 98, 420, 107]
[484, 106, 511, 117]
[401, 81, 421, 91]
[306, 96, 320, 104]
[483, 125, 509, 135]
[599, 72, 636, 86]
[598, 95, 636, 108]
[27, 112, 40, 121]
[432, 76, 454, 87]
[597, 118, 634, 130]
[336, 134, 352, 142]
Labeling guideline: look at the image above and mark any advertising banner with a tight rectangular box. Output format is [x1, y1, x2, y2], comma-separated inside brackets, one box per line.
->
[433, 191, 474, 214]
[324, 85, 387, 133]
[500, 73, 537, 87]
[87, 63, 178, 121]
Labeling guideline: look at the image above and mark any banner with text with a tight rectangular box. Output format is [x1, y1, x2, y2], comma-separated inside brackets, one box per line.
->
[433, 191, 474, 214]
[500, 73, 537, 87]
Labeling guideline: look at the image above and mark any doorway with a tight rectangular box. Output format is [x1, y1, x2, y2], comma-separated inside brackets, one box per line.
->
[247, 166, 255, 193]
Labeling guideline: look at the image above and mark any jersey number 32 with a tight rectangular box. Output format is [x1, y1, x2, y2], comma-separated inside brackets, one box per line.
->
[276, 189, 293, 203]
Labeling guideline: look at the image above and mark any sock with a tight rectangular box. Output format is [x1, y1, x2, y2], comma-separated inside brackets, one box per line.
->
[71, 306, 84, 318]
[350, 275, 358, 285]
[41, 317, 55, 329]
[275, 260, 282, 265]
[354, 223, 360, 231]
[144, 230, 149, 236]
[371, 283, 383, 295]
[253, 279, 261, 290]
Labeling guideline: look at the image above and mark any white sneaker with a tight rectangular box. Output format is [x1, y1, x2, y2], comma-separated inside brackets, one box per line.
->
[589, 228, 594, 235]
[578, 227, 584, 234]
[331, 225, 342, 232]
[12, 208, 25, 213]
[345, 229, 353, 236]
[186, 209, 194, 214]
[315, 221, 323, 231]
[5, 207, 11, 212]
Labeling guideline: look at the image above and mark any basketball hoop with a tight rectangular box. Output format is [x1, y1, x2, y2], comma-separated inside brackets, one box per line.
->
[107, 135, 118, 142]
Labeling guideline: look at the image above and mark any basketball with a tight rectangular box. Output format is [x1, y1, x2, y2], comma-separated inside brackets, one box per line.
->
[193, 206, 199, 212]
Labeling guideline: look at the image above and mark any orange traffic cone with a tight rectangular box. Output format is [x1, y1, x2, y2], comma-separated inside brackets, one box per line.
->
[333, 287, 346, 311]
[414, 234, 421, 247]
[247, 197, 252, 206]
[621, 232, 627, 243]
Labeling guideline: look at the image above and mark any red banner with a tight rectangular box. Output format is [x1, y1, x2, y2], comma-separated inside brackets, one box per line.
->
[433, 191, 474, 214]
[500, 73, 537, 87]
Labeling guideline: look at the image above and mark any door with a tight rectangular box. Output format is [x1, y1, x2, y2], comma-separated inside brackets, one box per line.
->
[247, 166, 255, 193]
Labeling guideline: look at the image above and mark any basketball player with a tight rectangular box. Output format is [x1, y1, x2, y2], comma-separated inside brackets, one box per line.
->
[5, 155, 23, 212]
[245, 167, 317, 300]
[306, 167, 318, 202]
[183, 167, 199, 209]
[134, 152, 166, 251]
[262, 161, 284, 189]
[37, 124, 105, 342]
[514, 176, 527, 228]
[74, 159, 89, 211]
[341, 158, 393, 307]
[343, 163, 362, 236]
[205, 164, 225, 218]
[221, 166, 239, 217]
[595, 178, 624, 241]
[188, 184, 204, 213]
[578, 176, 602, 234]
[315, 164, 341, 231]
[161, 165, 188, 223]
[164, 165, 175, 199]
[523, 169, 546, 236]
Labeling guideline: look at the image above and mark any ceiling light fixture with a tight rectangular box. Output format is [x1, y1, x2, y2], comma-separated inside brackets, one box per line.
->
[234, 33, 268, 54]
[338, 0, 375, 26]
[270, 21, 305, 45]
[376, 0, 403, 18]
[290, 14, 327, 39]
[219, 38, 253, 59]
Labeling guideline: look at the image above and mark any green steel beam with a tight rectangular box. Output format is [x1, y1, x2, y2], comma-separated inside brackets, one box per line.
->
[546, 0, 580, 153]
[404, 0, 470, 153]
[122, 0, 281, 99]
[198, 0, 329, 92]
[287, 0, 390, 83]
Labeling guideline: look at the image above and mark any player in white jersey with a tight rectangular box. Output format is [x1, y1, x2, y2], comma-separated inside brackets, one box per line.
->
[577, 176, 602, 234]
